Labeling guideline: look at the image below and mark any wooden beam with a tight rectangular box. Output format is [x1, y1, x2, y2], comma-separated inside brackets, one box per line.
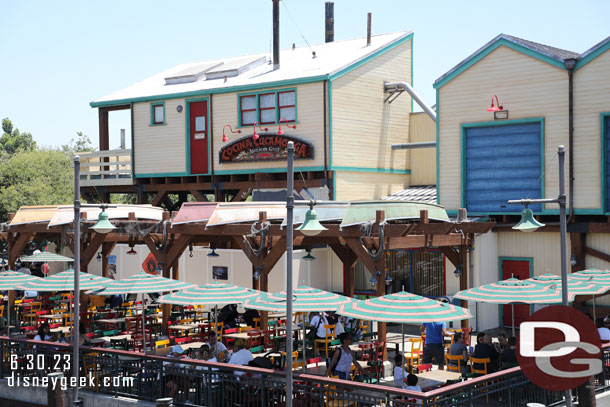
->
[585, 246, 610, 264]
[190, 190, 208, 202]
[262, 237, 287, 275]
[81, 232, 106, 268]
[459, 245, 469, 330]
[231, 188, 250, 202]
[101, 241, 117, 278]
[387, 234, 467, 249]
[344, 238, 377, 274]
[142, 235, 165, 264]
[570, 233, 586, 273]
[165, 235, 191, 267]
[439, 247, 460, 269]
[8, 232, 33, 268]
[459, 222, 495, 234]
[329, 244, 357, 268]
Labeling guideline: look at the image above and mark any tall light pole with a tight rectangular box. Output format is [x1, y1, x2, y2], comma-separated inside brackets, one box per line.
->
[508, 145, 571, 407]
[285, 142, 294, 407]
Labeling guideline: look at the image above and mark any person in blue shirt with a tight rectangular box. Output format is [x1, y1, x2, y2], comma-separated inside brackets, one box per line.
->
[422, 322, 452, 370]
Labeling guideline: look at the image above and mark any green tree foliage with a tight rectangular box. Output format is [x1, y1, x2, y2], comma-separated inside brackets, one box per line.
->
[62, 131, 94, 155]
[1, 118, 36, 155]
[0, 149, 73, 221]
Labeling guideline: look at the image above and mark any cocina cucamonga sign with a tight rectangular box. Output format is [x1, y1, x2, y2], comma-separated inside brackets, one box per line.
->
[219, 133, 314, 163]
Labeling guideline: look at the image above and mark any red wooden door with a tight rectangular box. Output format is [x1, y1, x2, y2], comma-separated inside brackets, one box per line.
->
[189, 101, 208, 174]
[502, 260, 530, 328]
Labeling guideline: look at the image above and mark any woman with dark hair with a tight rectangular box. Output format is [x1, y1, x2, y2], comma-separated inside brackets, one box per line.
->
[77, 322, 91, 346]
[324, 333, 364, 380]
[34, 323, 54, 342]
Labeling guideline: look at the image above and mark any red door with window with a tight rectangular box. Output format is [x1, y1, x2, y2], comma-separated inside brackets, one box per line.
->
[502, 260, 530, 328]
[189, 101, 208, 174]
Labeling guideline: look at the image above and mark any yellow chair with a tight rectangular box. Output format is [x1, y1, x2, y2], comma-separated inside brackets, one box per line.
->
[155, 339, 170, 349]
[403, 337, 423, 367]
[239, 326, 252, 332]
[211, 322, 224, 342]
[314, 324, 336, 359]
[445, 353, 465, 373]
[282, 350, 302, 370]
[469, 357, 490, 375]
[358, 320, 369, 335]
[252, 317, 261, 329]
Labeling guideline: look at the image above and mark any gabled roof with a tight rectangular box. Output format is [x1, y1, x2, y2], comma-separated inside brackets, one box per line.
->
[434, 34, 579, 89]
[91, 31, 413, 107]
[575, 36, 610, 71]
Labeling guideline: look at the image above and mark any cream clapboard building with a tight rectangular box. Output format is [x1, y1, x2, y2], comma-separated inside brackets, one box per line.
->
[434, 34, 610, 330]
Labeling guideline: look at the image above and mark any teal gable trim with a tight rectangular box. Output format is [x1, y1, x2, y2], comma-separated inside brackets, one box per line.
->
[135, 172, 188, 178]
[328, 33, 414, 81]
[435, 88, 440, 205]
[603, 112, 610, 213]
[411, 35, 414, 112]
[434, 39, 566, 90]
[332, 166, 410, 174]
[185, 97, 210, 176]
[575, 41, 610, 71]
[328, 81, 333, 169]
[90, 76, 327, 108]
[460, 117, 545, 212]
[214, 166, 324, 176]
[150, 102, 165, 125]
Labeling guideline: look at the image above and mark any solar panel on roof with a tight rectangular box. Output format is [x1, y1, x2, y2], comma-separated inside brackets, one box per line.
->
[164, 62, 223, 85]
[204, 56, 267, 80]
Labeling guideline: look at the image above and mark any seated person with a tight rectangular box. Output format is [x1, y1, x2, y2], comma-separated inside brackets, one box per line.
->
[496, 331, 508, 352]
[228, 339, 253, 375]
[473, 332, 498, 373]
[404, 374, 423, 405]
[243, 308, 260, 328]
[598, 317, 610, 341]
[309, 312, 330, 340]
[218, 304, 239, 328]
[448, 332, 470, 373]
[163, 345, 187, 398]
[34, 323, 55, 342]
[205, 331, 227, 362]
[500, 336, 518, 368]
[393, 354, 408, 387]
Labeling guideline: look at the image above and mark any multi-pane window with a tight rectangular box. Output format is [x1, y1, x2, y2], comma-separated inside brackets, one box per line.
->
[151, 103, 165, 125]
[239, 89, 296, 126]
[354, 250, 446, 297]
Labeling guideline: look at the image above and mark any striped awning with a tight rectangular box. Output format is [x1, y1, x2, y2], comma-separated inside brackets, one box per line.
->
[454, 277, 563, 304]
[337, 291, 472, 323]
[90, 272, 193, 295]
[526, 273, 610, 299]
[20, 270, 110, 292]
[158, 282, 260, 305]
[20, 252, 73, 262]
[570, 269, 610, 285]
[0, 271, 44, 290]
[242, 286, 353, 312]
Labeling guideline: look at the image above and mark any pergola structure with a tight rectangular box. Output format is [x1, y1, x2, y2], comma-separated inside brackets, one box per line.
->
[1, 201, 494, 346]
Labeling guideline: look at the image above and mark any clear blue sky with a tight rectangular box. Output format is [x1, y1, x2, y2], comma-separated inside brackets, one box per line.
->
[1, 0, 608, 149]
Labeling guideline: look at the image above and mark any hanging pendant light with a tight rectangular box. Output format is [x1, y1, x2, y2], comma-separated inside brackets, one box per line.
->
[207, 248, 220, 257]
[91, 207, 116, 234]
[296, 201, 328, 236]
[303, 250, 315, 261]
[512, 207, 545, 232]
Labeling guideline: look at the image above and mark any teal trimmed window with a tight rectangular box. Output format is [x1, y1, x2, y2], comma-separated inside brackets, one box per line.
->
[150, 102, 165, 125]
[238, 89, 296, 127]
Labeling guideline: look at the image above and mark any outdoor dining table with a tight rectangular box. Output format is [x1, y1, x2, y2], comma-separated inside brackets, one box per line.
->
[416, 369, 462, 390]
[90, 333, 132, 345]
[40, 313, 66, 322]
[97, 317, 126, 325]
[168, 323, 199, 332]
[50, 326, 71, 335]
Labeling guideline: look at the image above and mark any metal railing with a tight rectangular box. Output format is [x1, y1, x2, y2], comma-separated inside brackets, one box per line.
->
[1, 337, 609, 407]
[78, 149, 132, 187]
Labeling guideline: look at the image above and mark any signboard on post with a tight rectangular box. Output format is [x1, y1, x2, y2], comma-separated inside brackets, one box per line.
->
[142, 252, 159, 275]
[219, 133, 314, 163]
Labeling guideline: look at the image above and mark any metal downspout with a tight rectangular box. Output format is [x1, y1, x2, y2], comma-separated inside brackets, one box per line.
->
[384, 81, 436, 122]
[565, 59, 576, 222]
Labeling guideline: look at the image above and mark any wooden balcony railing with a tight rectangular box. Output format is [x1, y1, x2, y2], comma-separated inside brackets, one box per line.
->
[79, 149, 133, 187]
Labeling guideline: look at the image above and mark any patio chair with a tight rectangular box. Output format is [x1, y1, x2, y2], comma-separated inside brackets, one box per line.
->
[445, 353, 465, 373]
[358, 343, 374, 362]
[224, 327, 239, 347]
[282, 350, 302, 370]
[314, 324, 336, 359]
[103, 329, 119, 336]
[247, 330, 263, 348]
[367, 360, 384, 383]
[155, 339, 170, 348]
[416, 363, 432, 373]
[198, 323, 211, 342]
[404, 337, 423, 367]
[174, 336, 192, 344]
[373, 341, 385, 362]
[252, 317, 261, 329]
[469, 357, 490, 375]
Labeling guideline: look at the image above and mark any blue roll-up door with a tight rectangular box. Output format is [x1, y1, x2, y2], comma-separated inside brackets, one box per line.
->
[605, 117, 610, 211]
[464, 122, 542, 212]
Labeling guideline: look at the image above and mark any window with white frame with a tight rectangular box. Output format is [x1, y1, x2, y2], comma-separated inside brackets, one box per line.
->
[239, 89, 296, 126]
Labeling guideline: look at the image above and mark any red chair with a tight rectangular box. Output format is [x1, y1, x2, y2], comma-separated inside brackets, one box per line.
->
[263, 329, 275, 351]
[358, 343, 374, 361]
[308, 357, 322, 366]
[175, 336, 192, 344]
[373, 341, 386, 361]
[198, 324, 211, 342]
[224, 328, 239, 347]
[417, 363, 433, 373]
[49, 323, 61, 329]
[247, 330, 262, 348]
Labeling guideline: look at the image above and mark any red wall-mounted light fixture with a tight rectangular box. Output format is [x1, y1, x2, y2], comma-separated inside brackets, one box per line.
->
[486, 95, 503, 112]
[222, 124, 241, 143]
[277, 117, 297, 136]
[252, 121, 268, 141]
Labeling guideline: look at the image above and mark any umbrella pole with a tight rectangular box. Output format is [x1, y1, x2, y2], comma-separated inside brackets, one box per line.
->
[141, 293, 146, 353]
[6, 291, 10, 336]
[511, 304, 515, 337]
[593, 297, 596, 321]
[302, 313, 306, 373]
[401, 323, 405, 388]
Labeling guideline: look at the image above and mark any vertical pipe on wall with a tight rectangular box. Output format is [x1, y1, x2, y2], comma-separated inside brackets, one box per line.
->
[564, 59, 576, 222]
[272, 0, 280, 70]
[366, 13, 372, 46]
[325, 2, 334, 43]
[323, 81, 329, 195]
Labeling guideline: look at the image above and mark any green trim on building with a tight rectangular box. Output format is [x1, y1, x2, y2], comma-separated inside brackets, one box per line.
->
[150, 102, 165, 125]
[328, 33, 414, 81]
[435, 88, 440, 205]
[602, 112, 610, 213]
[575, 41, 610, 71]
[135, 172, 188, 178]
[328, 80, 333, 170]
[236, 87, 297, 128]
[214, 166, 324, 175]
[434, 38, 567, 90]
[332, 166, 410, 174]
[459, 117, 545, 212]
[90, 76, 328, 108]
[185, 97, 211, 176]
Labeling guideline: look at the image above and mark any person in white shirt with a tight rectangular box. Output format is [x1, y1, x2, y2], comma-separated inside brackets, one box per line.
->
[205, 331, 228, 361]
[598, 317, 610, 341]
[17, 264, 31, 275]
[405, 373, 423, 405]
[24, 290, 38, 298]
[394, 354, 408, 387]
[228, 339, 253, 376]
[309, 312, 329, 339]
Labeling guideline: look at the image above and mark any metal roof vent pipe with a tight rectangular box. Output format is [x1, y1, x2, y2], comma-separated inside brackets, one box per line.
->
[366, 13, 372, 46]
[272, 0, 280, 70]
[564, 57, 577, 223]
[325, 2, 334, 43]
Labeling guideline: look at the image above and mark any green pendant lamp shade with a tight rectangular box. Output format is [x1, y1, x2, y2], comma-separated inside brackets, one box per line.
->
[296, 208, 327, 236]
[303, 250, 315, 261]
[512, 207, 545, 232]
[91, 209, 116, 234]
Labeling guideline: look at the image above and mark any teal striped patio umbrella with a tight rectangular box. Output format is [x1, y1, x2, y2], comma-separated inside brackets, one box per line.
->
[0, 270, 45, 335]
[157, 282, 260, 306]
[243, 286, 354, 372]
[565, 270, 610, 320]
[454, 277, 563, 335]
[526, 273, 610, 299]
[20, 252, 73, 262]
[20, 269, 110, 292]
[91, 272, 194, 351]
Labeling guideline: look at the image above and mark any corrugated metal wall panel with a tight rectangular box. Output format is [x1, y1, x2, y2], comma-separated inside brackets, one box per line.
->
[465, 122, 542, 212]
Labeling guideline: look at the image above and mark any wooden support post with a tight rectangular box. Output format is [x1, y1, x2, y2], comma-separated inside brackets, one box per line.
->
[374, 210, 386, 358]
[459, 244, 469, 330]
[330, 243, 357, 297]
[101, 242, 116, 278]
[570, 232, 586, 273]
